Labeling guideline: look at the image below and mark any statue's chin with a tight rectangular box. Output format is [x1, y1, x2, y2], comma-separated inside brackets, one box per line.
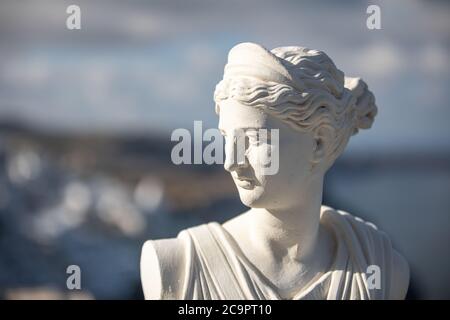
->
[236, 186, 267, 208]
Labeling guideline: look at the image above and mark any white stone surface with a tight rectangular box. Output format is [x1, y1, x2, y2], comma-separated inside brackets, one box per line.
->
[141, 42, 409, 300]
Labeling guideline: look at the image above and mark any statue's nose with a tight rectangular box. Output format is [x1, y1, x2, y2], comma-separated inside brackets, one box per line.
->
[224, 137, 247, 172]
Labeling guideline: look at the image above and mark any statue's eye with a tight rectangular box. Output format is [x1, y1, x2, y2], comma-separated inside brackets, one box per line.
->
[245, 129, 259, 146]
[246, 129, 271, 146]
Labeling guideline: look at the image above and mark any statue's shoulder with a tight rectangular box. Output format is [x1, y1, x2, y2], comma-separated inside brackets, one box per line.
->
[390, 248, 410, 299]
[343, 210, 410, 299]
[321, 205, 410, 299]
[140, 237, 187, 300]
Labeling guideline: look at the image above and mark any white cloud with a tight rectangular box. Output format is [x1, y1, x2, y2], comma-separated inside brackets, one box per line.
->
[420, 45, 450, 76]
[348, 42, 406, 78]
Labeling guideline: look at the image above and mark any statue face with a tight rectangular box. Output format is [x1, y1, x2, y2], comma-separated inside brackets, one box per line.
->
[218, 99, 317, 209]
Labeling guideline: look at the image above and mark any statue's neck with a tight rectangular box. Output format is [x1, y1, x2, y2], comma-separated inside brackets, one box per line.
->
[248, 179, 324, 263]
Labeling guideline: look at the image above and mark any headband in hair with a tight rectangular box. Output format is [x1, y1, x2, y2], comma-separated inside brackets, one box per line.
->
[223, 42, 306, 92]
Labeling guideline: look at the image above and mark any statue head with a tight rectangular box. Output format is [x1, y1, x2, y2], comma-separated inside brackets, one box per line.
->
[214, 43, 377, 209]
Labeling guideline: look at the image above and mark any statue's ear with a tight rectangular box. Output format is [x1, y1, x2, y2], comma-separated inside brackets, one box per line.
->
[311, 126, 333, 169]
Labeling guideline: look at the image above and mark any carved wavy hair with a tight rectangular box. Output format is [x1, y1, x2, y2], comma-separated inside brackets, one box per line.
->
[214, 46, 377, 166]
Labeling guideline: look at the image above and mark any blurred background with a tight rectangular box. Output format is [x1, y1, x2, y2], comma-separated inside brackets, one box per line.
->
[0, 0, 449, 299]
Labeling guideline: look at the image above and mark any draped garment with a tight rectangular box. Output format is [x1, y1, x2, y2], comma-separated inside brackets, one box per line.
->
[176, 206, 394, 300]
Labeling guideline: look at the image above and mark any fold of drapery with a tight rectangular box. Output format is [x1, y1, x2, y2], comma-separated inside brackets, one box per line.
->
[177, 206, 393, 300]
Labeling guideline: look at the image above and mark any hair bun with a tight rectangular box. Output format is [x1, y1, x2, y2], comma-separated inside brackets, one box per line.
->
[344, 77, 377, 132]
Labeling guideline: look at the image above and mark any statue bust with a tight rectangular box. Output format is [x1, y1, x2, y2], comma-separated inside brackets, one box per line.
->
[140, 42, 409, 300]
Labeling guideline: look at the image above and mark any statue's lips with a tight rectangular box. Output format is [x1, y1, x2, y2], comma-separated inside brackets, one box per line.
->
[234, 176, 255, 189]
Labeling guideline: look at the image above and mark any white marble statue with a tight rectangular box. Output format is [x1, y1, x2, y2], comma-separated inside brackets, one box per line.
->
[141, 42, 409, 300]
